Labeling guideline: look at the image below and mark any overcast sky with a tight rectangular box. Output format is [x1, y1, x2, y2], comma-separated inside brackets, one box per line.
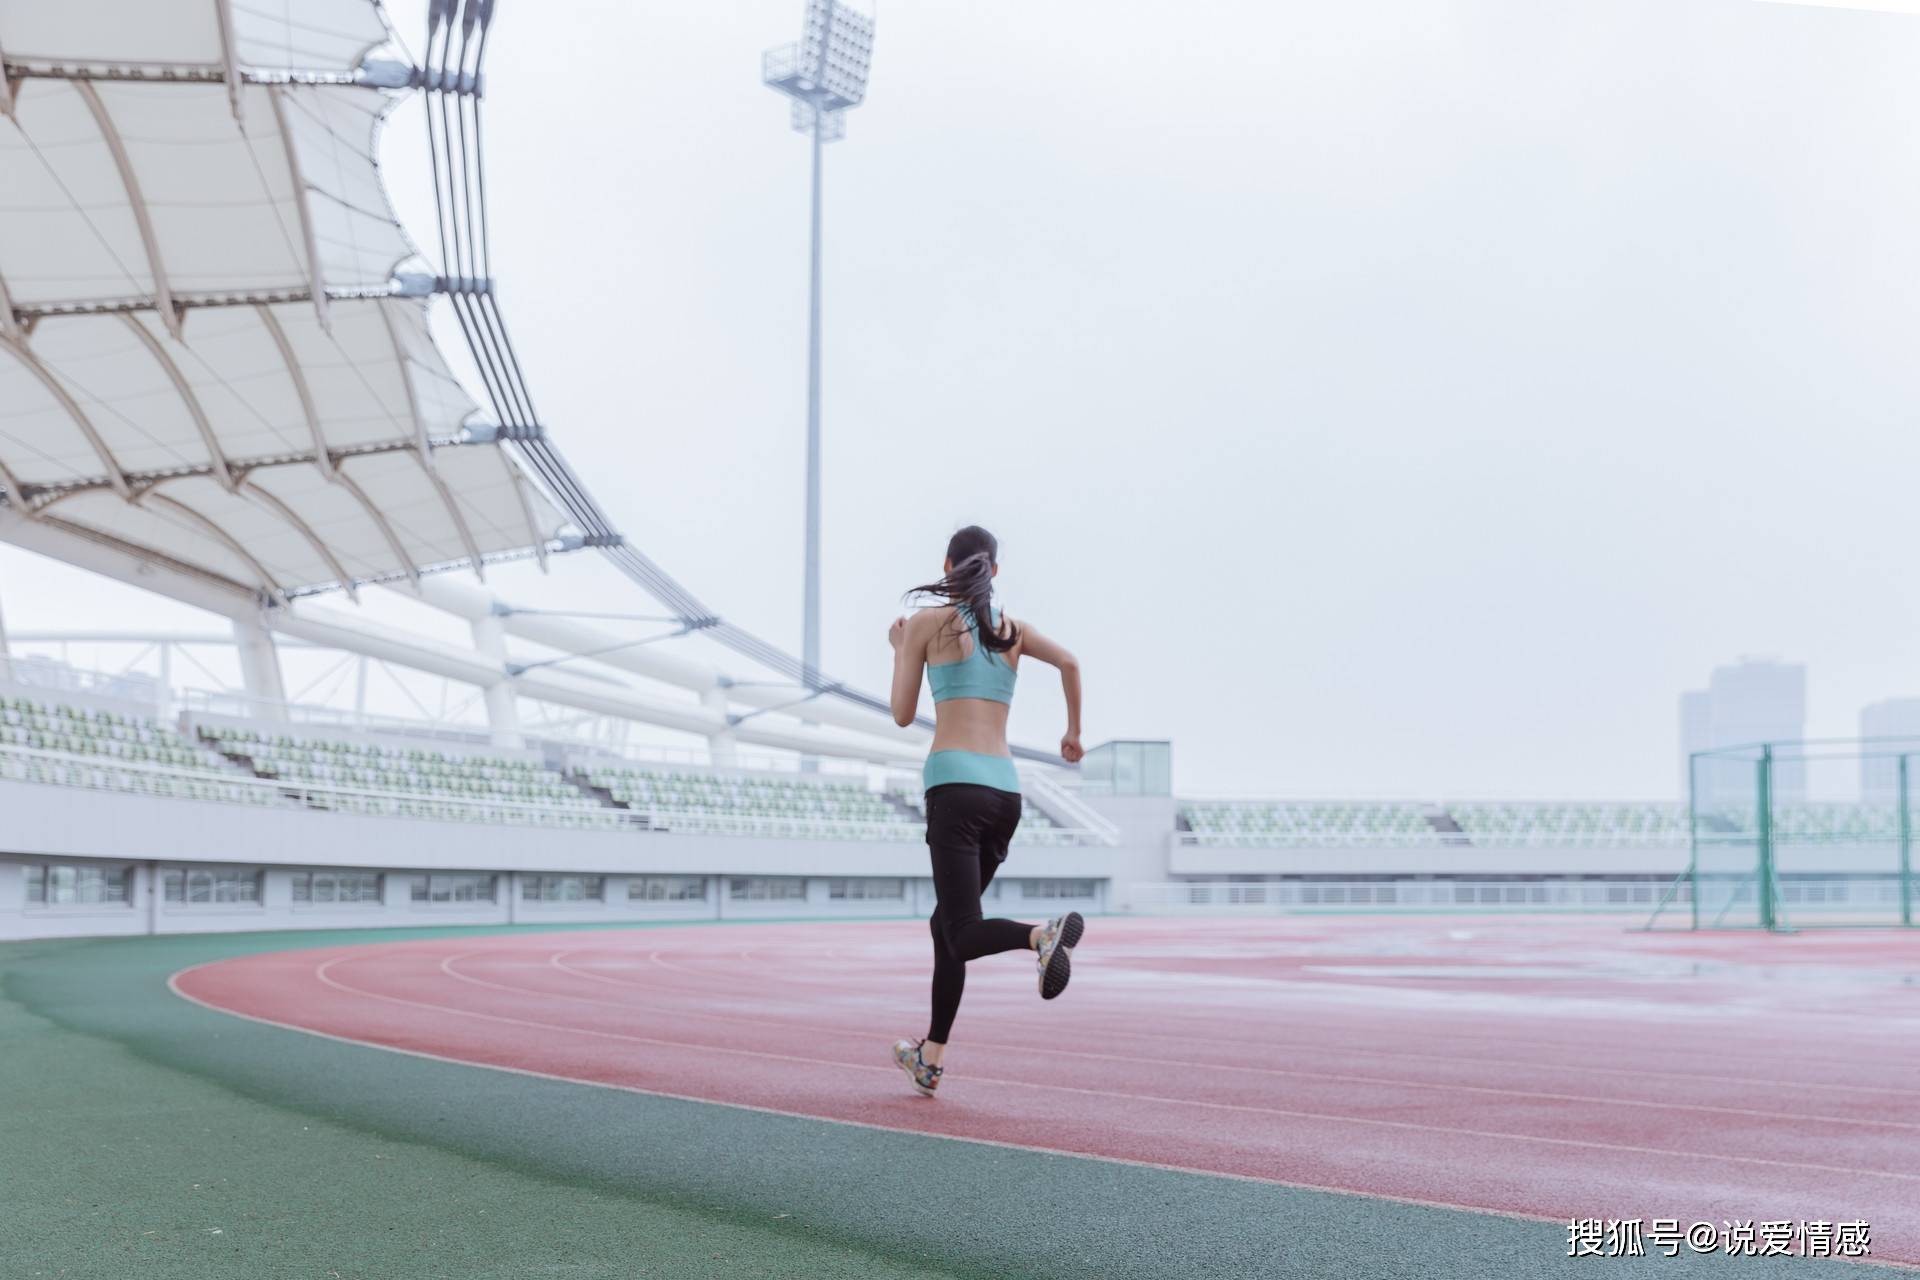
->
[7, 0, 1920, 798]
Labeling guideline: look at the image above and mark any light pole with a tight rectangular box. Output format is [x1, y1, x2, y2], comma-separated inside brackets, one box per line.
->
[764, 0, 875, 695]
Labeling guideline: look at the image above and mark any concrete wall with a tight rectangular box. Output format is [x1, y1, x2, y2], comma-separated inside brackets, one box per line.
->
[12, 751, 1770, 942]
[1080, 793, 1181, 912]
[0, 775, 1120, 880]
[1164, 838, 1911, 881]
[1166, 840, 1694, 879]
[0, 852, 1106, 941]
[0, 763, 1114, 940]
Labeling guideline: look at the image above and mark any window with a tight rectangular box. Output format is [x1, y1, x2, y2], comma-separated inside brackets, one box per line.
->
[1019, 879, 1096, 900]
[408, 874, 498, 904]
[629, 875, 706, 902]
[827, 877, 904, 901]
[727, 876, 806, 902]
[291, 871, 382, 905]
[162, 867, 262, 905]
[23, 862, 132, 907]
[522, 875, 605, 903]
[1080, 741, 1171, 796]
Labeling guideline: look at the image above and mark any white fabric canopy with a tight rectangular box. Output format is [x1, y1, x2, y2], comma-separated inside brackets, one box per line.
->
[0, 75, 405, 316]
[0, 2, 569, 601]
[0, 1, 389, 80]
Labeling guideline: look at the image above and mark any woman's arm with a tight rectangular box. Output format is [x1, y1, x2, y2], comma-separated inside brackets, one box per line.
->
[888, 612, 929, 727]
[1014, 621, 1083, 763]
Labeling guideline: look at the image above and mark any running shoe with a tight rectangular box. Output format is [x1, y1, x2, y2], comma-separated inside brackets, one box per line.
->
[1035, 911, 1085, 1000]
[891, 1038, 943, 1097]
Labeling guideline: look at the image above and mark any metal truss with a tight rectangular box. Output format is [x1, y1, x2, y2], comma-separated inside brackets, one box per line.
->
[417, 1, 1056, 763]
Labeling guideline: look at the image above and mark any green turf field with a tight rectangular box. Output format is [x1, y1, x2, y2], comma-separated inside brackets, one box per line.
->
[0, 926, 1884, 1278]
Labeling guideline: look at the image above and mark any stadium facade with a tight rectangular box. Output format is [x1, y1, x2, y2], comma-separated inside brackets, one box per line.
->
[0, 660, 1708, 941]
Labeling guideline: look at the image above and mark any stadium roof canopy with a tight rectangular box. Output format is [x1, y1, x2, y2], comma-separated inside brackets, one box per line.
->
[0, 0, 1062, 765]
[0, 1, 565, 604]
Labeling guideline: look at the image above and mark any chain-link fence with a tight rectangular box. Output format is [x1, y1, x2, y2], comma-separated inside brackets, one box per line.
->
[1651, 738, 1919, 930]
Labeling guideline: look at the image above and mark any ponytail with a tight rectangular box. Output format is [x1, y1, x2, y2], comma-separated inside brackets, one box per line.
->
[905, 526, 1019, 654]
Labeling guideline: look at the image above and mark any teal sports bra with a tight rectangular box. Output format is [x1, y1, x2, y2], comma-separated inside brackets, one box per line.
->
[926, 603, 1018, 705]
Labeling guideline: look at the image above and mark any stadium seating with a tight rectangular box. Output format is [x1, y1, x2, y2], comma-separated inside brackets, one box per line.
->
[1180, 801, 1442, 846]
[1770, 803, 1901, 842]
[585, 764, 910, 838]
[198, 723, 627, 830]
[1179, 800, 1696, 847]
[578, 764, 1077, 844]
[885, 783, 1077, 846]
[1442, 802, 1689, 847]
[0, 695, 277, 805]
[9, 699, 1890, 851]
[0, 693, 1083, 844]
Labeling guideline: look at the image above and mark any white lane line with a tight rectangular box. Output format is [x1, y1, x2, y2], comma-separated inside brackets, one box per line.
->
[163, 961, 1593, 1239]
[519, 950, 1920, 1132]
[551, 942, 1920, 1101]
[179, 952, 1920, 1188]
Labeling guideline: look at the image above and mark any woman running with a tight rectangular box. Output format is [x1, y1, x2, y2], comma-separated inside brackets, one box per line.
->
[886, 525, 1084, 1097]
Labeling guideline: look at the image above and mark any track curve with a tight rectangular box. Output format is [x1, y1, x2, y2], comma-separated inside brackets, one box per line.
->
[172, 915, 1920, 1263]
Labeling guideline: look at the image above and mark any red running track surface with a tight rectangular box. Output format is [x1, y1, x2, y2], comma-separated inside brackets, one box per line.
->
[174, 915, 1920, 1262]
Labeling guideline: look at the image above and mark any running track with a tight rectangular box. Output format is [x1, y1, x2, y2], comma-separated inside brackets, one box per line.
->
[174, 915, 1920, 1265]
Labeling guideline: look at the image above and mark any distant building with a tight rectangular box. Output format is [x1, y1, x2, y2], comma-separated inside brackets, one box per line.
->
[1678, 691, 1712, 779]
[1859, 699, 1920, 803]
[1678, 659, 1806, 804]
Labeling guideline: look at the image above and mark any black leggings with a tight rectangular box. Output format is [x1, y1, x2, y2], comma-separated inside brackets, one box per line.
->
[924, 783, 1036, 1044]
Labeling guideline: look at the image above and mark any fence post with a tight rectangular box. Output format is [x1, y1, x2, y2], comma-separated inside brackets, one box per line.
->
[1902, 754, 1914, 929]
[1687, 751, 1701, 931]
[1757, 746, 1776, 931]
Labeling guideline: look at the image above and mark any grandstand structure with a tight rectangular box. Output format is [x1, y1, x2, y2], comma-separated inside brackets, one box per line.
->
[0, 0, 1120, 942]
[0, 0, 1053, 767]
[0, 668, 1121, 939]
[0, 1, 1903, 941]
[5, 632, 1910, 936]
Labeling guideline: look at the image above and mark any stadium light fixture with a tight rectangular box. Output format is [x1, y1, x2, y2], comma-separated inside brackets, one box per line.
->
[763, 0, 876, 700]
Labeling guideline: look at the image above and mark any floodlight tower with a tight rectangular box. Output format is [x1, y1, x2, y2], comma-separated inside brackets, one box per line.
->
[764, 0, 875, 693]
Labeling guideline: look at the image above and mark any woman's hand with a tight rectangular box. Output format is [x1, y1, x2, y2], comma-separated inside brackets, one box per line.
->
[1060, 733, 1083, 764]
[888, 615, 907, 651]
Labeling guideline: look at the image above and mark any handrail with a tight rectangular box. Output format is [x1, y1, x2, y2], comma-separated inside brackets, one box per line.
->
[565, 745, 885, 781]
[1, 662, 164, 705]
[1022, 767, 1120, 846]
[1177, 795, 1689, 808]
[1127, 879, 1685, 913]
[1173, 831, 1691, 849]
[182, 689, 893, 780]
[183, 690, 497, 744]
[0, 740, 604, 819]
